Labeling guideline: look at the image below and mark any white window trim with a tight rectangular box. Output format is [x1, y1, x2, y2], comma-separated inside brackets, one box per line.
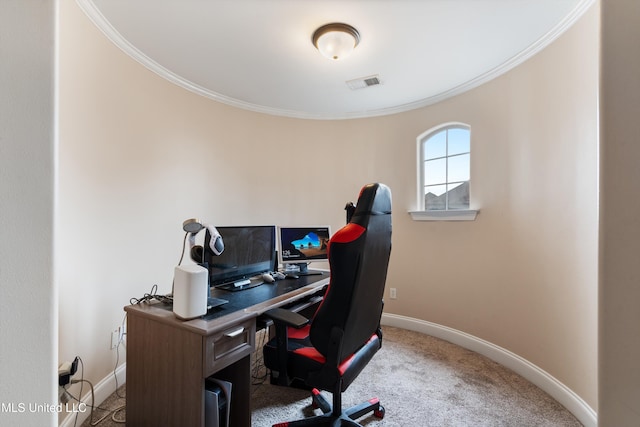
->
[408, 209, 478, 221]
[411, 122, 478, 221]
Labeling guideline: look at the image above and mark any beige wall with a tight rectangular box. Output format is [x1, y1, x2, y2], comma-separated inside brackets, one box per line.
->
[58, 0, 599, 417]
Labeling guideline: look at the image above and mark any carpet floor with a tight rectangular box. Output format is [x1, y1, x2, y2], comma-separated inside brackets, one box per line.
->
[78, 326, 582, 427]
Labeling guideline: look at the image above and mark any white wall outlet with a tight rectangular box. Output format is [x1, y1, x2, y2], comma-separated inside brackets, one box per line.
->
[390, 288, 397, 299]
[111, 327, 120, 349]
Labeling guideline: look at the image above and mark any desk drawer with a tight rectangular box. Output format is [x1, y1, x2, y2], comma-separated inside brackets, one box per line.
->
[204, 319, 255, 376]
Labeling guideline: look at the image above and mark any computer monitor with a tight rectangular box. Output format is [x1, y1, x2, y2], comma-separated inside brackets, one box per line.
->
[204, 225, 276, 287]
[278, 226, 331, 275]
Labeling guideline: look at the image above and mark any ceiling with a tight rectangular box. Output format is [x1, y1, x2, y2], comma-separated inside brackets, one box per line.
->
[79, 0, 593, 120]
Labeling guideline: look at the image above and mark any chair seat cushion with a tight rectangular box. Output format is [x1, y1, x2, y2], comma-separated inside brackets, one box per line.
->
[264, 330, 381, 391]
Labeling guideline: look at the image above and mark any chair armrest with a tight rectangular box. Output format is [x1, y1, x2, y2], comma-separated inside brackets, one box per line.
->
[263, 307, 309, 328]
[262, 307, 310, 387]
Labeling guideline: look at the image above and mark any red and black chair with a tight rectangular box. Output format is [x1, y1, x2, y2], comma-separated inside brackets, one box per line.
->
[263, 183, 392, 426]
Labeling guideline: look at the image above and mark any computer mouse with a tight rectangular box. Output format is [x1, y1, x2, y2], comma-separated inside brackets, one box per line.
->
[285, 274, 299, 280]
[261, 273, 275, 283]
[272, 271, 286, 280]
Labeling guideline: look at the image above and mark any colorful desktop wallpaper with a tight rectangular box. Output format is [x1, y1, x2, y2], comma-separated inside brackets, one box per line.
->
[281, 228, 330, 261]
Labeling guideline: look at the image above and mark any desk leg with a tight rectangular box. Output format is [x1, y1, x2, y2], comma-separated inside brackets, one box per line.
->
[214, 354, 251, 427]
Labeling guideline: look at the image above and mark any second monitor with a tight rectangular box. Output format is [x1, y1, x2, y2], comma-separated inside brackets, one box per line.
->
[278, 226, 331, 275]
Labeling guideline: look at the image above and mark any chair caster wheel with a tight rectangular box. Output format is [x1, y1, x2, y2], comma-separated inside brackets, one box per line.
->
[374, 405, 385, 419]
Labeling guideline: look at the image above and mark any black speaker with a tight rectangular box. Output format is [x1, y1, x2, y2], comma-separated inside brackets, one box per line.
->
[273, 250, 279, 272]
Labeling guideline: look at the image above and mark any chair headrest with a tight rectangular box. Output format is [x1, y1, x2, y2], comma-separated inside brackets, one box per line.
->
[350, 183, 392, 223]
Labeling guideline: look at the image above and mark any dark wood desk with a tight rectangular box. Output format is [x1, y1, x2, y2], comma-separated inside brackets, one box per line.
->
[124, 273, 329, 427]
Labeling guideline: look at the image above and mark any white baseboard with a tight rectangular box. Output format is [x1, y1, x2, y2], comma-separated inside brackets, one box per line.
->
[59, 363, 126, 427]
[381, 313, 597, 427]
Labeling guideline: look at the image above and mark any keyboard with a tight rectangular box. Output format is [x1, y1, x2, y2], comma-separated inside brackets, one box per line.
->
[207, 297, 228, 309]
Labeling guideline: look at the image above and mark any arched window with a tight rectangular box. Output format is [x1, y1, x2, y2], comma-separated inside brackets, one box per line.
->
[418, 124, 471, 211]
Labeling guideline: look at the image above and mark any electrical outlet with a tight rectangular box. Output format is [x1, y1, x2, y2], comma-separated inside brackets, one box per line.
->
[111, 327, 120, 349]
[390, 288, 397, 299]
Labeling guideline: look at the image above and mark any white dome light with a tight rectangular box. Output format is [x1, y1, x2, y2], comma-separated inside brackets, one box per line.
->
[312, 23, 360, 61]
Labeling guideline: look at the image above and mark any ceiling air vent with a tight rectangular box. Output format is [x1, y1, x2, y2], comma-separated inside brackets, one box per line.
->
[346, 75, 382, 90]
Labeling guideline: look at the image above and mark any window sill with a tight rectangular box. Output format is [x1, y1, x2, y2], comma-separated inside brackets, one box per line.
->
[408, 209, 478, 221]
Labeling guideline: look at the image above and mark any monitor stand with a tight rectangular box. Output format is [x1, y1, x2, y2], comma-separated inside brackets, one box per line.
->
[295, 263, 323, 276]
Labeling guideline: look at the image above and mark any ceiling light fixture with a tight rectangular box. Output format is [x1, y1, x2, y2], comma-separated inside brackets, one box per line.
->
[312, 23, 360, 61]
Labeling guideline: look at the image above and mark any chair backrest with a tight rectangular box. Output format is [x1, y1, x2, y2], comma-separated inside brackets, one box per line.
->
[310, 183, 392, 362]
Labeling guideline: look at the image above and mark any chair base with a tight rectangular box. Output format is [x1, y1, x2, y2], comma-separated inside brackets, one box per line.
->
[272, 388, 385, 427]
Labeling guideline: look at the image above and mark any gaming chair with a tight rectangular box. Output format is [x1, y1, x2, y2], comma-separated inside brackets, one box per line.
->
[262, 183, 392, 426]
